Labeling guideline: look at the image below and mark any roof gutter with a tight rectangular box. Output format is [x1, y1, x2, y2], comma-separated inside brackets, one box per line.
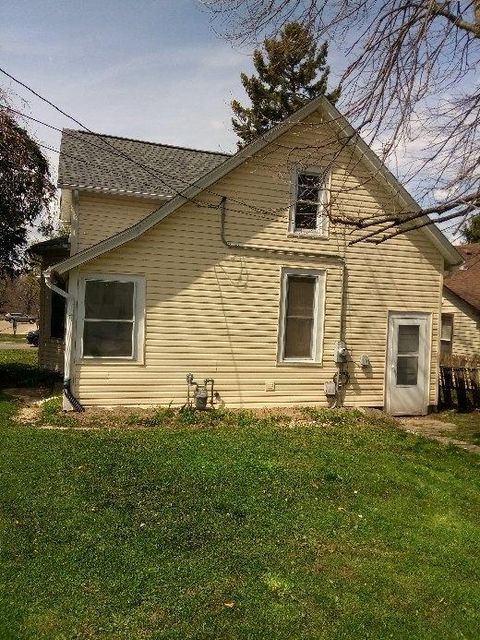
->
[48, 94, 462, 276]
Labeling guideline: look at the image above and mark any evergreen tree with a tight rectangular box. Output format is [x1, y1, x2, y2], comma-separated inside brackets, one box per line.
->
[461, 214, 480, 243]
[231, 22, 339, 148]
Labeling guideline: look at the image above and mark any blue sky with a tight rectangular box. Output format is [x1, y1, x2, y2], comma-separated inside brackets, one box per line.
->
[2, 0, 457, 239]
[1, 0, 262, 170]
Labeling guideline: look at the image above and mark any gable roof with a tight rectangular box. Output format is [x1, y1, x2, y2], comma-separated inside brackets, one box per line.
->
[444, 244, 480, 312]
[50, 95, 463, 276]
[58, 129, 230, 199]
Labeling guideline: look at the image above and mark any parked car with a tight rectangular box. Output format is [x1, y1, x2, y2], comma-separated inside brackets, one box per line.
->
[5, 312, 37, 324]
[26, 329, 39, 347]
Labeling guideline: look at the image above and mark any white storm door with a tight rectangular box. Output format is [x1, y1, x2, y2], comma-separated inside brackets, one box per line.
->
[386, 313, 430, 416]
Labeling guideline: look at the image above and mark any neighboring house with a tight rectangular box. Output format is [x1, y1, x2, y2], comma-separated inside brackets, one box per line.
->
[33, 95, 462, 415]
[441, 244, 480, 362]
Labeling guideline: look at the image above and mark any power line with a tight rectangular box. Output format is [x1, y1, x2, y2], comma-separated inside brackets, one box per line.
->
[0, 68, 377, 228]
[1, 66, 459, 241]
[2, 101, 290, 219]
[36, 140, 287, 223]
[0, 69, 290, 219]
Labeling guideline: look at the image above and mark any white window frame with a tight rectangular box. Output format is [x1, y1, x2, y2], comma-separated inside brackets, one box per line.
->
[77, 274, 145, 363]
[289, 167, 330, 238]
[440, 313, 454, 343]
[277, 268, 326, 365]
[440, 313, 454, 357]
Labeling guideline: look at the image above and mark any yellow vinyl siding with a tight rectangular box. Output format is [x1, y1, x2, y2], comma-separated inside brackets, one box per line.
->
[76, 194, 164, 251]
[442, 291, 480, 357]
[70, 110, 444, 408]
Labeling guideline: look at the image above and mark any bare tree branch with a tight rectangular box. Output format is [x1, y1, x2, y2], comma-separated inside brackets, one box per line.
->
[203, 0, 480, 243]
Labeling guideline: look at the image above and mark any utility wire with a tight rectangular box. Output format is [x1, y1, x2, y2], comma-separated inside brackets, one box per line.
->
[37, 141, 287, 223]
[3, 102, 359, 227]
[0, 69, 290, 219]
[2, 101, 289, 219]
[2, 66, 457, 238]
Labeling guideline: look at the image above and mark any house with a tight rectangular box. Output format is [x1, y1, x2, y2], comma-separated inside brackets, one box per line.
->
[32, 95, 463, 415]
[441, 244, 480, 362]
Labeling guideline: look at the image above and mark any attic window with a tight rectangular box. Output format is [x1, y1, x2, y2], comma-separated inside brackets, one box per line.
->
[291, 170, 329, 236]
[79, 275, 145, 360]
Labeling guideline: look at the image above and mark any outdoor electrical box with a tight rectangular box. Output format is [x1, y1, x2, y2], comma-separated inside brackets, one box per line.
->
[360, 354, 371, 368]
[334, 340, 348, 363]
[324, 381, 336, 396]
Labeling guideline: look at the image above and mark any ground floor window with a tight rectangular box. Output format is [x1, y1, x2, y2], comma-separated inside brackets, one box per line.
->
[278, 268, 326, 363]
[440, 313, 454, 358]
[78, 275, 145, 360]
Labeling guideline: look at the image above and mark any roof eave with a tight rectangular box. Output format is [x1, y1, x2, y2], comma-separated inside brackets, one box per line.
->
[318, 99, 464, 268]
[49, 94, 463, 275]
[444, 284, 480, 314]
[58, 182, 172, 201]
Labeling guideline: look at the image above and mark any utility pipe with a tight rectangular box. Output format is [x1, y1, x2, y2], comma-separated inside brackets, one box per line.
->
[218, 196, 347, 340]
[218, 196, 349, 405]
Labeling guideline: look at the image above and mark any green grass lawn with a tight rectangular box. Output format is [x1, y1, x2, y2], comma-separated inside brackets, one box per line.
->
[438, 411, 480, 446]
[0, 333, 27, 342]
[0, 349, 59, 389]
[0, 395, 479, 640]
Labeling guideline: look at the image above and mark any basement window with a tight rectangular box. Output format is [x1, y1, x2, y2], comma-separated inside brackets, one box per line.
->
[291, 169, 329, 236]
[79, 275, 145, 361]
[278, 269, 326, 364]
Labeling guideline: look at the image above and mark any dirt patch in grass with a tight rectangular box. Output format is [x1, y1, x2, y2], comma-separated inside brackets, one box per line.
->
[14, 397, 378, 434]
[397, 415, 480, 454]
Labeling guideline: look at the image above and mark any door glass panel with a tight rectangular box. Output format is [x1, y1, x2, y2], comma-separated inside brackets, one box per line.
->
[397, 355, 418, 385]
[398, 324, 419, 354]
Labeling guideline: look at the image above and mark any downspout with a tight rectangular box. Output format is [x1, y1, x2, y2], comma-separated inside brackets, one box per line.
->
[44, 270, 84, 412]
[218, 196, 348, 406]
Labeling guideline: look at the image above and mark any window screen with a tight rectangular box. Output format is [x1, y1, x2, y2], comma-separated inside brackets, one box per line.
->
[440, 314, 453, 358]
[283, 275, 316, 359]
[294, 172, 325, 231]
[83, 280, 135, 358]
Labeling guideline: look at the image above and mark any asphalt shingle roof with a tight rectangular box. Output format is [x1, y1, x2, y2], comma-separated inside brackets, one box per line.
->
[58, 129, 230, 199]
[444, 244, 480, 312]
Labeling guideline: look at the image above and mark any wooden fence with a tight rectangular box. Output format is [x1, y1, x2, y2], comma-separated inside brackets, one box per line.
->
[439, 366, 480, 411]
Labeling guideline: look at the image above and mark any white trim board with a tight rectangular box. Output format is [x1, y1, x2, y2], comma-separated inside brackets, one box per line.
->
[277, 267, 327, 365]
[47, 95, 463, 277]
[76, 273, 146, 364]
